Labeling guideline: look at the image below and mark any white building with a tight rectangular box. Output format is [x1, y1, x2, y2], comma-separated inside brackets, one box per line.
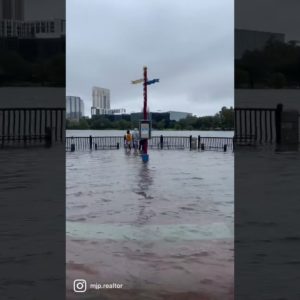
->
[92, 86, 110, 115]
[0, 18, 65, 38]
[91, 107, 126, 116]
[91, 87, 126, 116]
[168, 111, 192, 121]
[66, 96, 84, 121]
[110, 108, 126, 114]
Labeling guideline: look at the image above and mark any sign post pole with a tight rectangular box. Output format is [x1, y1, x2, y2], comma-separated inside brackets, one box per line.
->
[131, 66, 159, 162]
[143, 66, 148, 160]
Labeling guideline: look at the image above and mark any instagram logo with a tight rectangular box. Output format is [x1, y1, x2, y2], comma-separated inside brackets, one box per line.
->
[73, 279, 87, 293]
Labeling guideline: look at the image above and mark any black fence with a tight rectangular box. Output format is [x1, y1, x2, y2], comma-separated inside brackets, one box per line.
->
[66, 136, 122, 151]
[234, 104, 282, 144]
[198, 136, 233, 151]
[0, 108, 65, 147]
[148, 136, 190, 149]
[66, 135, 234, 152]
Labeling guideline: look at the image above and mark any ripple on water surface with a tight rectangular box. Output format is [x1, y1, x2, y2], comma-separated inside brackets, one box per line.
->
[66, 149, 234, 299]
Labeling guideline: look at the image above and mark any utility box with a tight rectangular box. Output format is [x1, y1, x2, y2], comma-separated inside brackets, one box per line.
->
[281, 110, 299, 144]
[139, 120, 151, 139]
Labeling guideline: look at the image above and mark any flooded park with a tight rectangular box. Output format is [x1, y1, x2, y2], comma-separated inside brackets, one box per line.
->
[66, 130, 234, 299]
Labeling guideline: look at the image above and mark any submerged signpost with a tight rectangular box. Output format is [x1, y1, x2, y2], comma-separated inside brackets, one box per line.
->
[132, 66, 159, 162]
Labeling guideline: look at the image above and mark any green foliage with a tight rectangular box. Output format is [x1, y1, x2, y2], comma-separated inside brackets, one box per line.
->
[0, 49, 65, 86]
[66, 107, 234, 131]
[236, 40, 300, 88]
[0, 51, 32, 84]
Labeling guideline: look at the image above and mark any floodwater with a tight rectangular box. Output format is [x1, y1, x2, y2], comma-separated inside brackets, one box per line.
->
[0, 145, 65, 300]
[235, 146, 300, 299]
[66, 139, 234, 300]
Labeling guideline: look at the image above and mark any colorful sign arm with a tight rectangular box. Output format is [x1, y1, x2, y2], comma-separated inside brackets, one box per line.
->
[131, 79, 144, 84]
[146, 78, 160, 85]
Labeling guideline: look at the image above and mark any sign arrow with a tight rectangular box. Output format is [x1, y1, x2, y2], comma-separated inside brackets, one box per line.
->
[146, 78, 160, 85]
[131, 79, 144, 84]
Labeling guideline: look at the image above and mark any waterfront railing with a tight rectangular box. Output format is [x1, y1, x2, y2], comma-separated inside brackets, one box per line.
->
[66, 135, 234, 152]
[0, 108, 65, 147]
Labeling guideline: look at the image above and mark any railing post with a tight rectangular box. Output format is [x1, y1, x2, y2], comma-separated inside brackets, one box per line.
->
[160, 135, 163, 149]
[201, 143, 205, 151]
[198, 135, 201, 149]
[275, 103, 283, 144]
[45, 127, 52, 147]
[89, 135, 92, 149]
[95, 143, 97, 150]
[189, 135, 192, 150]
[71, 144, 75, 152]
[117, 142, 119, 149]
[223, 144, 227, 152]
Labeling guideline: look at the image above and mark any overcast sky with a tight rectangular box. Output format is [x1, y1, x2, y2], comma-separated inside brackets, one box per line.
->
[24, 0, 300, 117]
[66, 0, 234, 117]
[235, 0, 300, 41]
[25, 0, 65, 20]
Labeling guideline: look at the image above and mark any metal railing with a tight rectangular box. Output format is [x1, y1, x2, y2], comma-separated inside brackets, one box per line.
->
[0, 108, 65, 147]
[66, 135, 234, 152]
[234, 104, 282, 144]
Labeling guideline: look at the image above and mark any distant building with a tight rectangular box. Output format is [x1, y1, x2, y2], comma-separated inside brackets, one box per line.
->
[0, 19, 22, 37]
[130, 111, 191, 123]
[22, 19, 66, 39]
[66, 96, 84, 121]
[91, 87, 126, 116]
[92, 86, 110, 115]
[0, 18, 65, 38]
[168, 111, 192, 121]
[0, 0, 65, 39]
[91, 107, 126, 116]
[110, 108, 126, 114]
[235, 29, 285, 59]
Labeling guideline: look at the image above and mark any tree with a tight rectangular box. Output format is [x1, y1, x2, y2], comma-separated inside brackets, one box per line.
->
[78, 118, 89, 129]
[157, 120, 166, 130]
[217, 106, 234, 129]
[268, 72, 287, 89]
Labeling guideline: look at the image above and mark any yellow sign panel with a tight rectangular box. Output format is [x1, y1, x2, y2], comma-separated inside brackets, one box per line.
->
[131, 79, 144, 84]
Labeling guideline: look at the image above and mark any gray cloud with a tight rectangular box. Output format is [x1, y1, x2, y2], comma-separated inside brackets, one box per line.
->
[25, 0, 65, 20]
[67, 0, 234, 116]
[235, 0, 300, 41]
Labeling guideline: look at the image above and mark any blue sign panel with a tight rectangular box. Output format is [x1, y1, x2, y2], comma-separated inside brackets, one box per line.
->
[146, 79, 159, 85]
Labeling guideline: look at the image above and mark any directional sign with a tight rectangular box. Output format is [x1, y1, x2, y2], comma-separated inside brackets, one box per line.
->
[131, 79, 144, 84]
[146, 78, 159, 85]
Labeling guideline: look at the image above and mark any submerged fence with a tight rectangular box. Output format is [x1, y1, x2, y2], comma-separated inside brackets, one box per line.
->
[0, 107, 65, 147]
[234, 104, 282, 144]
[66, 135, 234, 152]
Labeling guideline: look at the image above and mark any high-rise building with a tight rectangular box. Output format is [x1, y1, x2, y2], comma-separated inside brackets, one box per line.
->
[92, 87, 110, 115]
[0, 0, 24, 21]
[66, 96, 84, 121]
[91, 87, 126, 117]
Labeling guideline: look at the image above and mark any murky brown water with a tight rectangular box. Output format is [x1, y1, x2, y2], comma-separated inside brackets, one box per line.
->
[66, 147, 234, 299]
